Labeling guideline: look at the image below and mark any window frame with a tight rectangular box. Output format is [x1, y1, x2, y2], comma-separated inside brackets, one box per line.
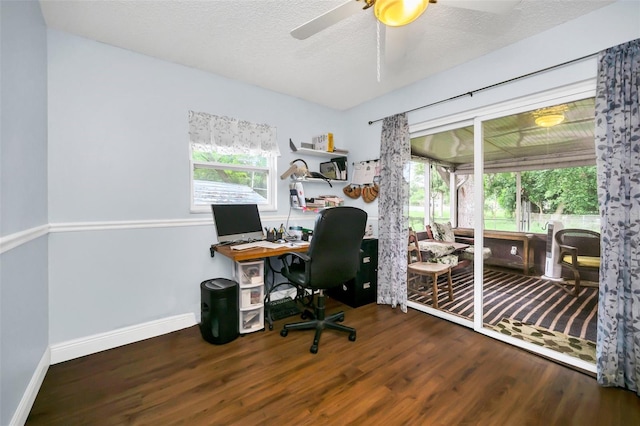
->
[190, 153, 278, 214]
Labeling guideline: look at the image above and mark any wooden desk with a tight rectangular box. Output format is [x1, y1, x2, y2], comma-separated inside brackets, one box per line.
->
[214, 242, 309, 262]
[453, 228, 534, 275]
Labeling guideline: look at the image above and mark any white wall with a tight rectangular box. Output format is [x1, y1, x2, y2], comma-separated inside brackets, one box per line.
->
[344, 0, 640, 159]
[46, 0, 639, 349]
[0, 1, 49, 425]
[46, 29, 362, 345]
[47, 30, 349, 223]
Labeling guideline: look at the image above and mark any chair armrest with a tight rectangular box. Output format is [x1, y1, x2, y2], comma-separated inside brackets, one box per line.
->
[558, 243, 578, 266]
[279, 251, 311, 276]
[278, 251, 310, 262]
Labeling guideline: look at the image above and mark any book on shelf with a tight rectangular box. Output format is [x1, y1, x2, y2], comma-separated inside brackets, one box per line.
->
[312, 133, 334, 152]
[317, 195, 344, 207]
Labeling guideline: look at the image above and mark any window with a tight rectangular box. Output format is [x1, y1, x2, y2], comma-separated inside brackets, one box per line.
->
[191, 151, 275, 208]
[189, 111, 279, 212]
[408, 160, 451, 230]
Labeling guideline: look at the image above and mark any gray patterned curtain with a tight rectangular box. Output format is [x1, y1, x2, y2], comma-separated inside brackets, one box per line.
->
[595, 38, 640, 394]
[377, 113, 410, 312]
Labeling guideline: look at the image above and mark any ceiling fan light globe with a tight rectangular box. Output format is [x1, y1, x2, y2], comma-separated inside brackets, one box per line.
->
[374, 0, 429, 27]
[535, 114, 565, 128]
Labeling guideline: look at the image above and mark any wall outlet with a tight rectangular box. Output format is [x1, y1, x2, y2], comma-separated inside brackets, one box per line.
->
[510, 246, 518, 256]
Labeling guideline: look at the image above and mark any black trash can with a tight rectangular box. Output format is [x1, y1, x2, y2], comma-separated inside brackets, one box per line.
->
[200, 278, 239, 345]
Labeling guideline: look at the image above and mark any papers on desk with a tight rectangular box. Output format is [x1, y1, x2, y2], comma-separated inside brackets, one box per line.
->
[289, 241, 310, 247]
[255, 241, 282, 249]
[230, 240, 309, 251]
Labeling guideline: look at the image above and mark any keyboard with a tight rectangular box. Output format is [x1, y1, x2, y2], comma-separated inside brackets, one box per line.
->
[230, 241, 265, 251]
[267, 297, 301, 320]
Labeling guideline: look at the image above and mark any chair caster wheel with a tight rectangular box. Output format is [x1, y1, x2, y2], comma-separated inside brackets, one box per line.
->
[337, 314, 344, 322]
[269, 324, 273, 330]
[349, 332, 356, 342]
[280, 329, 288, 337]
[310, 345, 318, 354]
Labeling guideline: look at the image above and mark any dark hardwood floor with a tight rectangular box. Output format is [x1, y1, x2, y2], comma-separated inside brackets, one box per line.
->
[27, 301, 639, 425]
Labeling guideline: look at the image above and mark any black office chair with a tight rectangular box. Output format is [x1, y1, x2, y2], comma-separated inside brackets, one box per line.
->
[279, 206, 367, 354]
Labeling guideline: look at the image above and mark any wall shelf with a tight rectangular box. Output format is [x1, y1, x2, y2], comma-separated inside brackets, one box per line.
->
[291, 177, 346, 184]
[293, 147, 348, 158]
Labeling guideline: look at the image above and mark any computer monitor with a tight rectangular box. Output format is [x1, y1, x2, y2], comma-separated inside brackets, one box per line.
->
[211, 204, 264, 243]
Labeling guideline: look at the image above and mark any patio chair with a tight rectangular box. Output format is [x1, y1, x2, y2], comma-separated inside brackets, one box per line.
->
[555, 229, 601, 296]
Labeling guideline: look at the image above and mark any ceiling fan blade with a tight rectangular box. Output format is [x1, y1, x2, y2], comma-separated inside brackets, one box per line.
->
[291, 1, 364, 40]
[437, 0, 521, 15]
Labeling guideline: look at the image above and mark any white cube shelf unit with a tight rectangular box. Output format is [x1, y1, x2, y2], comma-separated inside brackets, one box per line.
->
[234, 260, 265, 334]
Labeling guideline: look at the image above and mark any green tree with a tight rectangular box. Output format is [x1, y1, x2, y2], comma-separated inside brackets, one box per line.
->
[549, 166, 598, 214]
[431, 167, 449, 219]
[484, 166, 598, 216]
[409, 162, 426, 206]
[484, 172, 517, 216]
[193, 151, 267, 189]
[522, 169, 554, 213]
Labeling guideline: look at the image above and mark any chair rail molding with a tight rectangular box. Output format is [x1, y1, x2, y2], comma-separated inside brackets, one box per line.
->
[2, 217, 379, 249]
[0, 224, 49, 254]
[49, 218, 213, 233]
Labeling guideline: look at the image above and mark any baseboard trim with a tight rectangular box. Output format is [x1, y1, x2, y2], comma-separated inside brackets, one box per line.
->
[50, 313, 197, 364]
[11, 347, 50, 426]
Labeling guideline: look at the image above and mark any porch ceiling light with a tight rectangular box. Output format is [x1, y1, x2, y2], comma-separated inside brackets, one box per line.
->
[534, 105, 568, 128]
[374, 0, 430, 27]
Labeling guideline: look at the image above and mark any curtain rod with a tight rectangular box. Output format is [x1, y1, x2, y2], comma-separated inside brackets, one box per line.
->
[367, 52, 598, 125]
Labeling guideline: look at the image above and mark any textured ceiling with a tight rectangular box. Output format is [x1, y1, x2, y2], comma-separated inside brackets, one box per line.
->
[39, 0, 615, 111]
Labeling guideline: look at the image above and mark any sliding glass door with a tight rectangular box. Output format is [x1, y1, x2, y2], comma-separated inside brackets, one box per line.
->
[480, 98, 598, 365]
[408, 88, 598, 371]
[408, 120, 476, 326]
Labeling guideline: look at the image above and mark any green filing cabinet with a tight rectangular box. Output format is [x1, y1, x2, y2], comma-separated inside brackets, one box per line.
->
[329, 238, 378, 308]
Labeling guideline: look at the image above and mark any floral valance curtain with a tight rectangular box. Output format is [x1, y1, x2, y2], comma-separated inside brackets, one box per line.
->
[595, 38, 640, 395]
[188, 110, 280, 157]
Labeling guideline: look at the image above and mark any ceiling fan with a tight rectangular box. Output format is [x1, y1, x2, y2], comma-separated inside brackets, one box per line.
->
[291, 0, 521, 76]
[291, 0, 522, 40]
